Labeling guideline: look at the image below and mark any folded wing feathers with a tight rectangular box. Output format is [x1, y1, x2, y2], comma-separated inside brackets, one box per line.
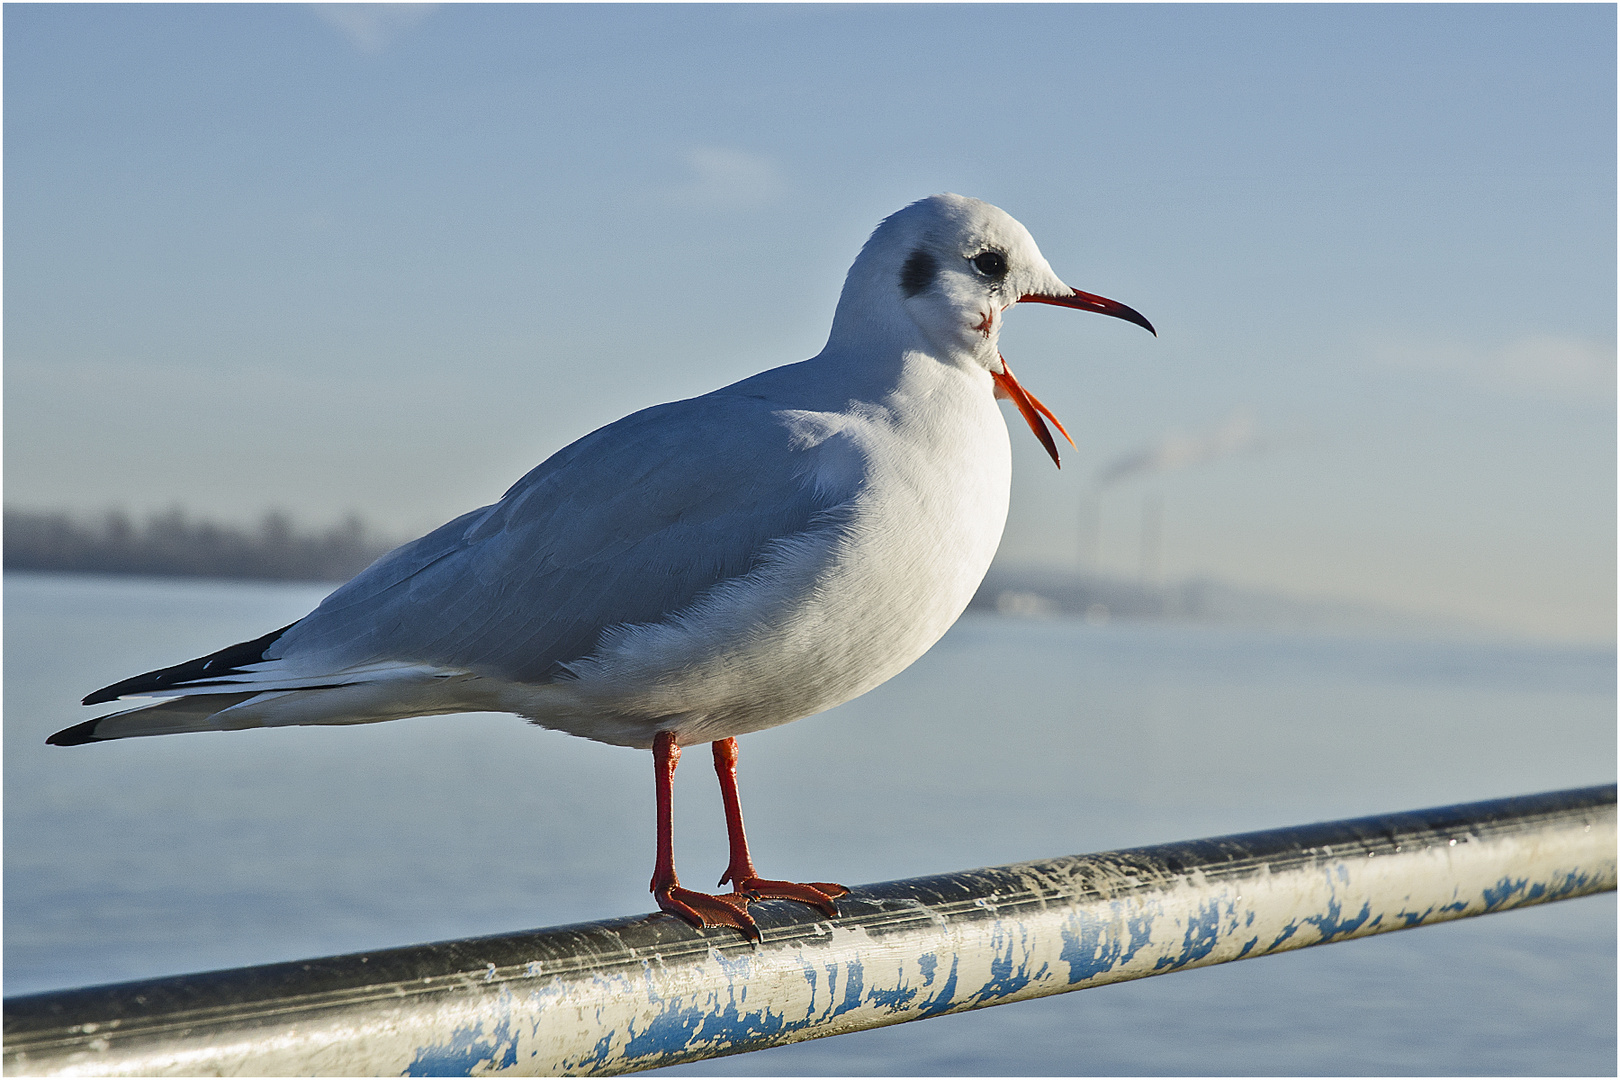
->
[58, 389, 855, 747]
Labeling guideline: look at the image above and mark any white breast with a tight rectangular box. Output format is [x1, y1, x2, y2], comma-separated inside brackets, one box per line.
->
[511, 356, 1012, 748]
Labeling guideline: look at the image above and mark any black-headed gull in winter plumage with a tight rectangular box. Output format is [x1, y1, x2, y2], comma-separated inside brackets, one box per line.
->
[52, 194, 1154, 939]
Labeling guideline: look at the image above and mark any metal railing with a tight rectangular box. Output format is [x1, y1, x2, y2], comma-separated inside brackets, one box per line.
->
[6, 784, 1614, 1076]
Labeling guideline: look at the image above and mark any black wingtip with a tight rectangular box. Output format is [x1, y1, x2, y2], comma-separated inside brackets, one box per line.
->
[80, 622, 296, 707]
[47, 718, 106, 746]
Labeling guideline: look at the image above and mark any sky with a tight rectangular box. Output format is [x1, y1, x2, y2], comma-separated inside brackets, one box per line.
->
[5, 4, 1614, 643]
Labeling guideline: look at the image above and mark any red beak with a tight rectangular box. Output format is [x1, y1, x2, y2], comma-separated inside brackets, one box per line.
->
[997, 285, 1152, 467]
[1019, 287, 1156, 337]
[992, 355, 1075, 468]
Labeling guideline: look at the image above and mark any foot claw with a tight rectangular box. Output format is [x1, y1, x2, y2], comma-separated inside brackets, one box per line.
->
[733, 877, 847, 918]
[805, 882, 850, 899]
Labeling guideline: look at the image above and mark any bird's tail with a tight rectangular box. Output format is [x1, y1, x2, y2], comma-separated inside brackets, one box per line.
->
[52, 626, 493, 745]
[49, 693, 265, 744]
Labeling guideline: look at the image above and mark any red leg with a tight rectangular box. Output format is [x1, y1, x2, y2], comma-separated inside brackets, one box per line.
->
[712, 737, 847, 916]
[713, 736, 759, 887]
[649, 731, 759, 940]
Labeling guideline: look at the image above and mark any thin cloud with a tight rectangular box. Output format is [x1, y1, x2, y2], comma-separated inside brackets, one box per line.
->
[1096, 411, 1261, 488]
[312, 4, 437, 54]
[1374, 334, 1616, 404]
[1493, 336, 1617, 400]
[664, 147, 786, 209]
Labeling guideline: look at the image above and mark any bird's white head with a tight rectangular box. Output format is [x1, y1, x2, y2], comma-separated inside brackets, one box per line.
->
[828, 194, 1155, 466]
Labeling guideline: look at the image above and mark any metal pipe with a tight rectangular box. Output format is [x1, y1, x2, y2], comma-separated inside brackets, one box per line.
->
[6, 785, 1614, 1077]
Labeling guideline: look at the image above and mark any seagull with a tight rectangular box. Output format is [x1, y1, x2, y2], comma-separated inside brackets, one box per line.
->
[49, 194, 1154, 939]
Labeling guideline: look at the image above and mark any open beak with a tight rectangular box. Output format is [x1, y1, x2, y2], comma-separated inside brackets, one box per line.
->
[992, 354, 1074, 468]
[1019, 287, 1156, 337]
[996, 285, 1153, 467]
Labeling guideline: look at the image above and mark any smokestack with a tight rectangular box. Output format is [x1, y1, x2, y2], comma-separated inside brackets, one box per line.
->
[1095, 410, 1259, 489]
[1140, 492, 1163, 585]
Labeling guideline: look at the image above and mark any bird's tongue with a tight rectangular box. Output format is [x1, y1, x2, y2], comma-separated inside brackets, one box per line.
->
[991, 355, 1073, 468]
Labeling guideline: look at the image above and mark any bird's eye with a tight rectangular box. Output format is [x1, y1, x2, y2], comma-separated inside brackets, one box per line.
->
[971, 251, 1008, 278]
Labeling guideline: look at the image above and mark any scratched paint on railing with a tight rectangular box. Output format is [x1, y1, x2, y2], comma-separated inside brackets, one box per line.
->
[388, 835, 1612, 1076]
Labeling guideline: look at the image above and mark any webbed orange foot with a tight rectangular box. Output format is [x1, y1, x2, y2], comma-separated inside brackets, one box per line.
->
[729, 876, 847, 918]
[655, 883, 761, 941]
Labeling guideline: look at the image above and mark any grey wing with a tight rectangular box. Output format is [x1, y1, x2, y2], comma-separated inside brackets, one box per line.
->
[271, 390, 849, 683]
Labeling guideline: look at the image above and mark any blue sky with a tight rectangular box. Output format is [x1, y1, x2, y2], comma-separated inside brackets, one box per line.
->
[5, 4, 1614, 641]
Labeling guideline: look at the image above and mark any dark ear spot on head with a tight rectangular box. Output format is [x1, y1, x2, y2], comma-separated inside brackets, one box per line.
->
[900, 249, 937, 298]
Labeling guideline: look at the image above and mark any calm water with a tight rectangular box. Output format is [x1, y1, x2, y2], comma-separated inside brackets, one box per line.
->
[5, 570, 1615, 1075]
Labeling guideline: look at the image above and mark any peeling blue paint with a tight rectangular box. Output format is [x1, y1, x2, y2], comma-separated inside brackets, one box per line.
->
[833, 959, 864, 1018]
[1300, 895, 1373, 944]
[918, 952, 938, 987]
[1123, 909, 1156, 966]
[1057, 900, 1160, 986]
[405, 1010, 517, 1077]
[622, 1001, 707, 1060]
[1480, 872, 1584, 911]
[1234, 934, 1260, 960]
[799, 962, 818, 1017]
[967, 921, 1037, 1004]
[610, 945, 971, 1068]
[1550, 869, 1597, 898]
[1059, 910, 1118, 985]
[1270, 920, 1301, 950]
[1484, 876, 1526, 910]
[916, 953, 961, 1018]
[622, 987, 800, 1065]
[1153, 899, 1221, 971]
[868, 974, 918, 1011]
[695, 998, 785, 1046]
[1399, 906, 1434, 928]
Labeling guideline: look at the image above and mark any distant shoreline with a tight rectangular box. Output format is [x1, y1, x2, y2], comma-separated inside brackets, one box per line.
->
[3, 508, 396, 585]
